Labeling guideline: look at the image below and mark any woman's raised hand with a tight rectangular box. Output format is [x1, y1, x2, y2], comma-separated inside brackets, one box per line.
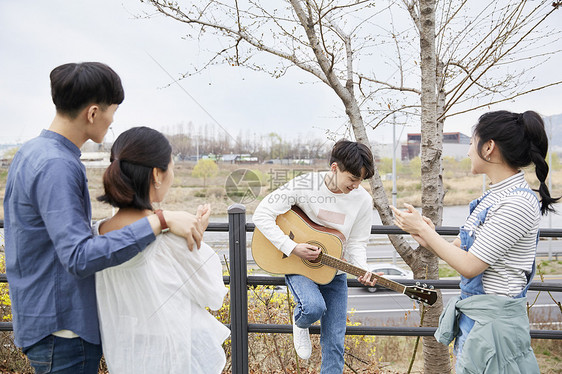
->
[390, 204, 435, 248]
[391, 203, 424, 234]
[196, 204, 212, 232]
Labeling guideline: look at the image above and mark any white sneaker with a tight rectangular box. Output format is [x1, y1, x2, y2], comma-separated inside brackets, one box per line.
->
[293, 323, 312, 359]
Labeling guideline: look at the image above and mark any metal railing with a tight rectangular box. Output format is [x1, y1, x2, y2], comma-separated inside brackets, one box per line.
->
[224, 204, 562, 374]
[2, 205, 562, 374]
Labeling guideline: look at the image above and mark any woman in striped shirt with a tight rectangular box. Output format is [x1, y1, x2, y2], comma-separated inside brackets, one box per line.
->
[392, 110, 558, 373]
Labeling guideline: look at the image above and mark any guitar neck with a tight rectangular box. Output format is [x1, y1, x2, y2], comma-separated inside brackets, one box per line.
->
[320, 254, 406, 294]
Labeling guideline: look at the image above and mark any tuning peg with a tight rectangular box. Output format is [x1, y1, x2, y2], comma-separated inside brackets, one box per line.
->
[423, 283, 427, 288]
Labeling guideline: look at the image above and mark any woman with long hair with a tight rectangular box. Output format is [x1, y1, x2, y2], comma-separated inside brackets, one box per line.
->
[392, 110, 556, 373]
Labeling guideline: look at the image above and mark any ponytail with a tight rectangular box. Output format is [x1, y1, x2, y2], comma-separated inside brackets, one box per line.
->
[474, 110, 559, 215]
[98, 158, 153, 210]
[520, 111, 559, 215]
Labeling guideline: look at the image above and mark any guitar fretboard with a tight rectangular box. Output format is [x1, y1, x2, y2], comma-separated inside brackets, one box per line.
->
[319, 253, 406, 294]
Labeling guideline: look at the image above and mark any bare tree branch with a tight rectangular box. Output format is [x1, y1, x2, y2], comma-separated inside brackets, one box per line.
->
[357, 75, 421, 94]
[442, 80, 562, 120]
[442, 1, 559, 116]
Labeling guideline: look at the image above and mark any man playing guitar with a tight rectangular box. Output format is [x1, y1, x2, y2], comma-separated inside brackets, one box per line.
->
[253, 140, 378, 373]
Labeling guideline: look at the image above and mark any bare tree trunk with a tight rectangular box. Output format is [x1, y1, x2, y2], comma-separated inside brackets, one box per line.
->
[336, 54, 417, 261]
[290, 0, 418, 265]
[418, 0, 451, 372]
[353, 119, 416, 262]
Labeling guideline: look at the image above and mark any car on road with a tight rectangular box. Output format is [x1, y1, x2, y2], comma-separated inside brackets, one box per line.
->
[366, 263, 413, 293]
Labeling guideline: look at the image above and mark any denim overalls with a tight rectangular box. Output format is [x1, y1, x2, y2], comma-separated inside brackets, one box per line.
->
[454, 187, 538, 356]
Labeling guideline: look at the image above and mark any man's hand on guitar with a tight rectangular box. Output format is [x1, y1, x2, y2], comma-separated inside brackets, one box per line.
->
[357, 271, 383, 287]
[292, 243, 322, 261]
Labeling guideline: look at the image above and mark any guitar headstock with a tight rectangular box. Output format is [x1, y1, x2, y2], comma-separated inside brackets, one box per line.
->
[404, 283, 438, 305]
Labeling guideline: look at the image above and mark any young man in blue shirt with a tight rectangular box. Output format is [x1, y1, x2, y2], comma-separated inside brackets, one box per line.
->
[3, 62, 205, 373]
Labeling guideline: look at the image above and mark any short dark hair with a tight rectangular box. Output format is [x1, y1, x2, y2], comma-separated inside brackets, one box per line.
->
[50, 62, 125, 118]
[329, 139, 375, 180]
[474, 110, 558, 215]
[98, 127, 172, 210]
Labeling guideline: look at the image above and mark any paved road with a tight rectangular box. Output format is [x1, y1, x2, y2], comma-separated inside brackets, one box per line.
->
[346, 287, 562, 329]
[207, 233, 562, 263]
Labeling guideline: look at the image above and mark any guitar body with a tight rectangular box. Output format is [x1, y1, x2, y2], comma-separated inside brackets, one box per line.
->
[252, 206, 439, 305]
[252, 207, 345, 284]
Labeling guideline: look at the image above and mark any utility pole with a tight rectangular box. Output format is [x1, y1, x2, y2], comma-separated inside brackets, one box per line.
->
[196, 134, 200, 161]
[392, 114, 398, 208]
[392, 114, 398, 265]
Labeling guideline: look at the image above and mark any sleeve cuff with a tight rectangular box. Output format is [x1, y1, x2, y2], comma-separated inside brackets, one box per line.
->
[129, 217, 157, 249]
[279, 238, 297, 257]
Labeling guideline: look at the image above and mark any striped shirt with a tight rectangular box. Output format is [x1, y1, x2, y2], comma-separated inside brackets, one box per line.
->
[466, 171, 540, 297]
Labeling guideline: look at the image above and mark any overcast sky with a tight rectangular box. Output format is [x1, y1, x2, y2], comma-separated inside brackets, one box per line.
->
[1, 0, 561, 147]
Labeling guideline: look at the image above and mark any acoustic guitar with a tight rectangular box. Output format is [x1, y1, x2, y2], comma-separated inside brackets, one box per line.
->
[251, 206, 437, 306]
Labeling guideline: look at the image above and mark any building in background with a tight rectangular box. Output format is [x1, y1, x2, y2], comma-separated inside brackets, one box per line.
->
[402, 132, 470, 161]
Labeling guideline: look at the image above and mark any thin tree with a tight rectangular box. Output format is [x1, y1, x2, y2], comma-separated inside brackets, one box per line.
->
[192, 158, 219, 187]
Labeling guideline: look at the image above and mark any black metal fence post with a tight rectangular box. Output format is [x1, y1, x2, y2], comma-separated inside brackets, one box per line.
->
[228, 204, 248, 374]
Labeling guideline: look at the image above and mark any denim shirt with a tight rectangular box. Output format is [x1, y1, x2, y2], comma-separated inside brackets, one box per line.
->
[3, 130, 155, 347]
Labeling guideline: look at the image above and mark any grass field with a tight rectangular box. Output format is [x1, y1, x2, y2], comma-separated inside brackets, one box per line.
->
[79, 160, 562, 221]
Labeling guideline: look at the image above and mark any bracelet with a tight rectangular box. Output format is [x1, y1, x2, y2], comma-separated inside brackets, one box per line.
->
[154, 209, 170, 233]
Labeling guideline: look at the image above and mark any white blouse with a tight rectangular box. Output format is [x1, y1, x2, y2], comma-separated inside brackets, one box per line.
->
[94, 221, 230, 374]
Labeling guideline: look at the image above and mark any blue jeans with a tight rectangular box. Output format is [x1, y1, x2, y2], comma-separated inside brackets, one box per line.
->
[453, 312, 474, 360]
[22, 335, 102, 374]
[286, 273, 348, 374]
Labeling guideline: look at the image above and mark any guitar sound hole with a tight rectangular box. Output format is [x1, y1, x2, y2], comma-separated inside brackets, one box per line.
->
[302, 241, 325, 268]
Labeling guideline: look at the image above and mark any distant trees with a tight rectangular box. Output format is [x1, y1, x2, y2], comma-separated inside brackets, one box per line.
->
[165, 127, 331, 162]
[1, 147, 19, 160]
